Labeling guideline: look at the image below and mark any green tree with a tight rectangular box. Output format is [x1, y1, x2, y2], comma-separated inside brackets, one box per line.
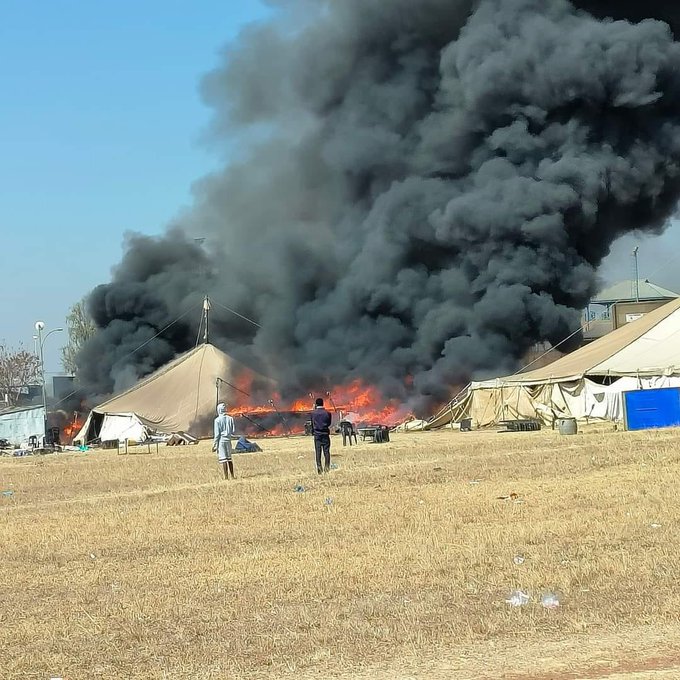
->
[61, 299, 96, 375]
[0, 343, 41, 408]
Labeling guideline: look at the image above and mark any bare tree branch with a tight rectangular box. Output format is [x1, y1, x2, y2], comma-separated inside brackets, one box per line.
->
[61, 299, 96, 375]
[0, 343, 41, 408]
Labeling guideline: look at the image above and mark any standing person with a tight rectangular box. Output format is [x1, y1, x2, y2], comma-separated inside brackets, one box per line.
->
[213, 403, 236, 480]
[311, 397, 332, 474]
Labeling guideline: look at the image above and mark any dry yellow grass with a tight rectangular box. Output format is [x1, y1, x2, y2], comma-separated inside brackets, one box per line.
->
[2, 426, 680, 679]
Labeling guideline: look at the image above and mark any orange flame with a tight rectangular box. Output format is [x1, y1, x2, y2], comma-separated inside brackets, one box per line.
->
[225, 371, 409, 436]
[62, 415, 84, 444]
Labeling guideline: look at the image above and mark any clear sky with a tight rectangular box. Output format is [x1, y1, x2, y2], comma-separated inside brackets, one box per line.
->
[0, 0, 270, 375]
[2, 0, 680, 378]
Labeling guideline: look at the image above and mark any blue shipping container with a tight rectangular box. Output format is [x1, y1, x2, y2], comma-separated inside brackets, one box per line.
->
[623, 387, 680, 431]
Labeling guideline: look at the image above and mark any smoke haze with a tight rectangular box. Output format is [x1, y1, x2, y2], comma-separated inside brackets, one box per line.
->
[77, 0, 680, 410]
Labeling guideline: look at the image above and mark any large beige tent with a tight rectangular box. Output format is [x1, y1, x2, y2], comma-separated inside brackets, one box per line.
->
[75, 343, 270, 443]
[429, 297, 680, 429]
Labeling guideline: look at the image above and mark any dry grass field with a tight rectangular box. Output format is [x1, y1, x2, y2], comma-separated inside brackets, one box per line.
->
[2, 426, 680, 679]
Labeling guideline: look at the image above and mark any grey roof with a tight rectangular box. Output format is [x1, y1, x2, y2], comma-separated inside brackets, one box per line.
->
[592, 279, 678, 304]
[0, 404, 44, 417]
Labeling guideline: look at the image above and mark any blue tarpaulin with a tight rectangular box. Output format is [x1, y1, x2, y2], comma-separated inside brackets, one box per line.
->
[623, 387, 680, 431]
[235, 436, 262, 453]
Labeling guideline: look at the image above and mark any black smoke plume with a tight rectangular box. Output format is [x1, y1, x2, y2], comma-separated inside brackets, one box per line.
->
[77, 0, 680, 411]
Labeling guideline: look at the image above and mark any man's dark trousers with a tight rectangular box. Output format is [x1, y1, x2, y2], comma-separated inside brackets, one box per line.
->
[314, 435, 331, 473]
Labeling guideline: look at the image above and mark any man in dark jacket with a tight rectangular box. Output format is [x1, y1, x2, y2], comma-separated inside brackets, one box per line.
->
[311, 397, 332, 474]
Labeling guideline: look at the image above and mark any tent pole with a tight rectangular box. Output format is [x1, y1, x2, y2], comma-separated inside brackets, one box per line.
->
[203, 296, 211, 344]
[325, 391, 340, 417]
[269, 399, 291, 437]
[239, 412, 272, 435]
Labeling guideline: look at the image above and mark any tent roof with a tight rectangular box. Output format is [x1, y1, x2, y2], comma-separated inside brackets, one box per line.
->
[90, 343, 270, 434]
[592, 279, 678, 304]
[474, 297, 680, 387]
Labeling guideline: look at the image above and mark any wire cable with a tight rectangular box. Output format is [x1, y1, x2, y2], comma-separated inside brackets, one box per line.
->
[210, 298, 261, 328]
[51, 306, 195, 410]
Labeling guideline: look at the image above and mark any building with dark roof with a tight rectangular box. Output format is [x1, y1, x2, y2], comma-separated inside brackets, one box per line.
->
[583, 279, 678, 342]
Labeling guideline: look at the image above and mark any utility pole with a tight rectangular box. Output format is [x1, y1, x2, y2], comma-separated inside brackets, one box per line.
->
[632, 247, 640, 302]
[34, 321, 63, 444]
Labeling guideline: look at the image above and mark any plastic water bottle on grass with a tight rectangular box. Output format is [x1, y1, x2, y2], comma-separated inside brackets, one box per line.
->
[506, 590, 530, 607]
[541, 592, 560, 609]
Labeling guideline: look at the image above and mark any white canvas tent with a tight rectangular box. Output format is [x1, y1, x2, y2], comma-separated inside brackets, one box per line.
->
[75, 343, 270, 444]
[428, 297, 680, 428]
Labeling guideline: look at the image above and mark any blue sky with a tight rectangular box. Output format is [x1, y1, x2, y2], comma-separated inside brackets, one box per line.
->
[2, 0, 680, 378]
[0, 0, 270, 374]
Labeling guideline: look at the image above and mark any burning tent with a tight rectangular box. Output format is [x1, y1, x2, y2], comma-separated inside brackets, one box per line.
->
[74, 343, 271, 444]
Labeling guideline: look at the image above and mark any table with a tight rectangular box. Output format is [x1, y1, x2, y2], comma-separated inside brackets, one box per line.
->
[117, 439, 160, 454]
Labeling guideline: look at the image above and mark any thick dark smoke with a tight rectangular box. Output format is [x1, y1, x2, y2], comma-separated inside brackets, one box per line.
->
[78, 231, 210, 398]
[77, 0, 680, 411]
[573, 3, 680, 35]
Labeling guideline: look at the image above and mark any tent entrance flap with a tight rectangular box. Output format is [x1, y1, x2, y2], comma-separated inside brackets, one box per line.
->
[74, 411, 104, 445]
[98, 413, 150, 443]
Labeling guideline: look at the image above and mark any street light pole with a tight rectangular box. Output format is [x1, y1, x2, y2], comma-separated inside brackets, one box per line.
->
[34, 322, 63, 444]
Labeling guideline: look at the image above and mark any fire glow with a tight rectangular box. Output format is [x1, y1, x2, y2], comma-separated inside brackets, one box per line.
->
[62, 414, 85, 444]
[230, 373, 410, 437]
[47, 410, 86, 445]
